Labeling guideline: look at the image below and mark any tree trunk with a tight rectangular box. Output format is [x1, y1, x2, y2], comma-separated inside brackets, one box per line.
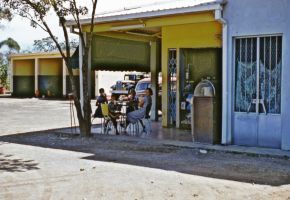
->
[66, 59, 92, 137]
[73, 96, 91, 137]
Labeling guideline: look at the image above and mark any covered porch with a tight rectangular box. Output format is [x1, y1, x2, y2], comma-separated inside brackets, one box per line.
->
[68, 0, 226, 144]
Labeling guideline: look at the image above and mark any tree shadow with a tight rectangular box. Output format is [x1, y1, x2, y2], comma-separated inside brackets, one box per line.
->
[0, 153, 39, 172]
[0, 131, 289, 186]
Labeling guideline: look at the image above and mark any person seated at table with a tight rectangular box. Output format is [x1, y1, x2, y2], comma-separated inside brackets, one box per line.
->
[106, 94, 121, 135]
[93, 88, 107, 118]
[126, 89, 139, 113]
[122, 88, 152, 130]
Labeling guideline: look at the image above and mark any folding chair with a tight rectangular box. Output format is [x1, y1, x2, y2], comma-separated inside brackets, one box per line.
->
[101, 103, 118, 134]
[92, 108, 105, 134]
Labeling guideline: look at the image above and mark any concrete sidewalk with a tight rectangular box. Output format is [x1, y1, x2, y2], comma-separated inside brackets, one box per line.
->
[56, 124, 290, 160]
[159, 139, 290, 159]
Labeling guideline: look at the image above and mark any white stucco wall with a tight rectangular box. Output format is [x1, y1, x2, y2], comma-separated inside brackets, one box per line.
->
[223, 0, 290, 150]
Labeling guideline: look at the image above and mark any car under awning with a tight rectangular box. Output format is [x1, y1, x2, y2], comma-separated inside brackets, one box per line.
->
[70, 35, 151, 72]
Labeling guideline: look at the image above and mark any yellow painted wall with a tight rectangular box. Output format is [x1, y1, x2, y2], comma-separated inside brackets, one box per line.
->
[13, 60, 34, 76]
[39, 58, 62, 76]
[83, 12, 215, 33]
[161, 21, 222, 126]
[162, 22, 222, 49]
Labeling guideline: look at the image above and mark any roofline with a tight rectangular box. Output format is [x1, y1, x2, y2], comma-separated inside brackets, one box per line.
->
[66, 3, 223, 27]
[9, 52, 62, 59]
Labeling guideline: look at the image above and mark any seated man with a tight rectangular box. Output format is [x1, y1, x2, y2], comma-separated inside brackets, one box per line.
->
[106, 94, 121, 135]
[93, 88, 107, 118]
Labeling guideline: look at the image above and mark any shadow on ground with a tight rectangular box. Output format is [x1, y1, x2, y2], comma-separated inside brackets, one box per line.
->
[0, 131, 290, 186]
[0, 152, 39, 172]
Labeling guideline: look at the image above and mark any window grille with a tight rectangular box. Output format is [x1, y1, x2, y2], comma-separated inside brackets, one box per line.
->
[235, 36, 282, 114]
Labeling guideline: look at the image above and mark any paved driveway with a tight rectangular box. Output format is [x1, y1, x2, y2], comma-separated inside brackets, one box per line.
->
[0, 98, 99, 136]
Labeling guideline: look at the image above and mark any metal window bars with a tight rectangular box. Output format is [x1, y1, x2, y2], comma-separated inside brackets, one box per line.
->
[235, 36, 282, 114]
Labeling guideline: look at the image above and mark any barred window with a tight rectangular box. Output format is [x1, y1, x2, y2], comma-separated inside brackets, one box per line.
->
[235, 36, 282, 114]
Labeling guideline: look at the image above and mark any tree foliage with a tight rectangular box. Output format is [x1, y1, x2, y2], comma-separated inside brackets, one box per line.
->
[0, 37, 20, 52]
[2, 0, 99, 136]
[0, 7, 12, 21]
[32, 37, 78, 52]
[0, 38, 20, 88]
[0, 6, 13, 28]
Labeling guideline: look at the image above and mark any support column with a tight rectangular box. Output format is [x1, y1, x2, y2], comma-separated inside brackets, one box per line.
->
[161, 45, 168, 127]
[88, 41, 92, 99]
[62, 59, 67, 97]
[9, 59, 13, 93]
[34, 58, 39, 94]
[79, 36, 84, 115]
[150, 41, 158, 121]
[221, 23, 231, 144]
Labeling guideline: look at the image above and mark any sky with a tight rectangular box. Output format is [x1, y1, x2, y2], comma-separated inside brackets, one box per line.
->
[0, 0, 169, 51]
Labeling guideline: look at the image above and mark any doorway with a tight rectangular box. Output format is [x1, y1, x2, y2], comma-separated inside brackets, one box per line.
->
[233, 36, 282, 148]
[179, 48, 222, 129]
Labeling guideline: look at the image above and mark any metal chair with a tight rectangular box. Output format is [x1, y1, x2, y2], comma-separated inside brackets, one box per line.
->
[127, 121, 140, 136]
[92, 107, 105, 134]
[100, 103, 116, 134]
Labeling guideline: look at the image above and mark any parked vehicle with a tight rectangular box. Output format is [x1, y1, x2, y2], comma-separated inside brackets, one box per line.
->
[110, 80, 135, 91]
[110, 80, 135, 98]
[110, 72, 148, 98]
[123, 72, 147, 84]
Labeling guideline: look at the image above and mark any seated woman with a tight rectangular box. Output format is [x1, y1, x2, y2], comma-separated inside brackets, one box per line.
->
[123, 88, 152, 130]
[106, 94, 121, 135]
[126, 89, 139, 113]
[93, 88, 108, 118]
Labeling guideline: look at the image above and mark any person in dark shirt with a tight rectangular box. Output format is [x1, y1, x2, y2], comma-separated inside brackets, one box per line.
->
[126, 89, 139, 113]
[93, 88, 108, 118]
[107, 94, 121, 135]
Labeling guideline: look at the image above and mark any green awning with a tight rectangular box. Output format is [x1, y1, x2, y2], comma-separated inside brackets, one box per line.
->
[70, 35, 151, 72]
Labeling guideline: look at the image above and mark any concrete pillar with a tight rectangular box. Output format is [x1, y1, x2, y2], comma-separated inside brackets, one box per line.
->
[62, 59, 67, 97]
[150, 41, 158, 121]
[34, 58, 39, 93]
[161, 46, 168, 127]
[9, 59, 13, 93]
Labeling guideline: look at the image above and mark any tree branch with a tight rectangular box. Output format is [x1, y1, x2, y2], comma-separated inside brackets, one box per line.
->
[72, 0, 85, 47]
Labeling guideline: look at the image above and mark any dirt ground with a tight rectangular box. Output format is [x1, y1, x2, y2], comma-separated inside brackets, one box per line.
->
[1, 131, 290, 198]
[1, 97, 290, 199]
